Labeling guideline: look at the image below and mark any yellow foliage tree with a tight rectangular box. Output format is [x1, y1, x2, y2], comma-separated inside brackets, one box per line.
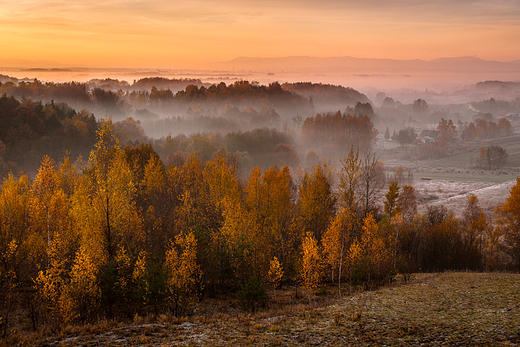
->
[35, 215, 80, 325]
[142, 155, 166, 203]
[219, 196, 255, 284]
[267, 256, 284, 290]
[397, 185, 417, 224]
[58, 154, 80, 197]
[349, 213, 391, 284]
[384, 181, 400, 219]
[322, 207, 356, 294]
[300, 232, 322, 302]
[31, 156, 74, 273]
[200, 155, 243, 289]
[0, 174, 38, 282]
[245, 165, 296, 278]
[59, 249, 100, 323]
[165, 231, 201, 316]
[31, 156, 60, 256]
[132, 251, 149, 307]
[72, 121, 143, 268]
[297, 164, 336, 242]
[203, 155, 241, 208]
[362, 213, 390, 283]
[115, 245, 133, 303]
[347, 240, 363, 284]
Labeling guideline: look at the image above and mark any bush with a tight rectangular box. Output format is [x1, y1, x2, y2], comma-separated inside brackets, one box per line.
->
[239, 276, 267, 313]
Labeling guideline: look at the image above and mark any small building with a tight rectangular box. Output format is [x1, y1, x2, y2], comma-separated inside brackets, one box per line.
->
[418, 130, 439, 143]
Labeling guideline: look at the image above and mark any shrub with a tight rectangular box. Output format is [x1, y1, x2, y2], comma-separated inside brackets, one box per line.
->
[239, 275, 267, 313]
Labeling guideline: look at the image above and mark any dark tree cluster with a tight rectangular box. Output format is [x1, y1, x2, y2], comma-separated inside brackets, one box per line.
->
[471, 97, 515, 115]
[476, 145, 508, 169]
[351, 102, 376, 119]
[144, 106, 284, 138]
[392, 127, 417, 145]
[0, 80, 92, 107]
[281, 82, 369, 107]
[412, 98, 428, 114]
[301, 111, 377, 154]
[131, 77, 205, 92]
[174, 81, 313, 114]
[462, 117, 513, 141]
[0, 94, 97, 176]
[149, 127, 298, 172]
[0, 80, 125, 116]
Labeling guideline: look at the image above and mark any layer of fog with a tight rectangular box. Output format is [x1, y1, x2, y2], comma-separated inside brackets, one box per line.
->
[2, 65, 520, 150]
[3, 65, 520, 102]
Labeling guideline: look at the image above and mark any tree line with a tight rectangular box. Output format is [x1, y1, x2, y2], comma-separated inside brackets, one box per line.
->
[0, 79, 315, 118]
[2, 121, 520, 337]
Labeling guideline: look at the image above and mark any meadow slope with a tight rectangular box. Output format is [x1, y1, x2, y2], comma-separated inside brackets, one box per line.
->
[29, 272, 520, 346]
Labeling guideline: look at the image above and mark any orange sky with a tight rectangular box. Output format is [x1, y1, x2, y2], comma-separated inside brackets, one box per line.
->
[1, 0, 519, 68]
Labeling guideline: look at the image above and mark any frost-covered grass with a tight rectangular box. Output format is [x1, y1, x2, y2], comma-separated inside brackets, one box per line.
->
[414, 179, 516, 217]
[17, 272, 520, 346]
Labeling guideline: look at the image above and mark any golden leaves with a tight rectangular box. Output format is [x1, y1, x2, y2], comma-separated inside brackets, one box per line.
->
[267, 256, 284, 290]
[300, 232, 322, 296]
[165, 231, 201, 315]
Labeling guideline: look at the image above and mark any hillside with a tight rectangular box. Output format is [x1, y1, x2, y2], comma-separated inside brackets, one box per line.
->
[25, 272, 520, 346]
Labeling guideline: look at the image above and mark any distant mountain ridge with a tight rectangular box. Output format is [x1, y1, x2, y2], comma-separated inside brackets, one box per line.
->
[220, 56, 520, 74]
[2, 56, 520, 75]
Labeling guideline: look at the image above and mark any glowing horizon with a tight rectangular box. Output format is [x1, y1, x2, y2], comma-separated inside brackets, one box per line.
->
[1, 0, 520, 69]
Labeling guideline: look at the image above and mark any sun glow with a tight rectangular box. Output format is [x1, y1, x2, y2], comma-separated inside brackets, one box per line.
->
[1, 0, 519, 69]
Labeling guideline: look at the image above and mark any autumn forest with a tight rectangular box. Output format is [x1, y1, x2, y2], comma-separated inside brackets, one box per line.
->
[1, 78, 520, 344]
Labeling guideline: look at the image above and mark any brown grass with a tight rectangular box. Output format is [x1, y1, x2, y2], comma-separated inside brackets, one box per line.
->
[4, 272, 520, 346]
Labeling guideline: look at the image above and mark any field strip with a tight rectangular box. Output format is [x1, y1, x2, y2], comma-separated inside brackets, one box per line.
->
[413, 171, 517, 183]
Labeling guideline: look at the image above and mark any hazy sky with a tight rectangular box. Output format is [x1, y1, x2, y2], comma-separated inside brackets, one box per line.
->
[1, 0, 519, 68]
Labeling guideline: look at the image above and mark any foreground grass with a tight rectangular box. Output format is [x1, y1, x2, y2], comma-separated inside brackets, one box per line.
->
[6, 272, 520, 346]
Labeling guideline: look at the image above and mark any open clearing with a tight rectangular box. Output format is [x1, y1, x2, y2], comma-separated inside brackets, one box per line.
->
[30, 272, 520, 346]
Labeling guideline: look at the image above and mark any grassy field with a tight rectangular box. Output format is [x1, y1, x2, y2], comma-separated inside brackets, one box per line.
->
[13, 272, 520, 346]
[426, 136, 520, 170]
